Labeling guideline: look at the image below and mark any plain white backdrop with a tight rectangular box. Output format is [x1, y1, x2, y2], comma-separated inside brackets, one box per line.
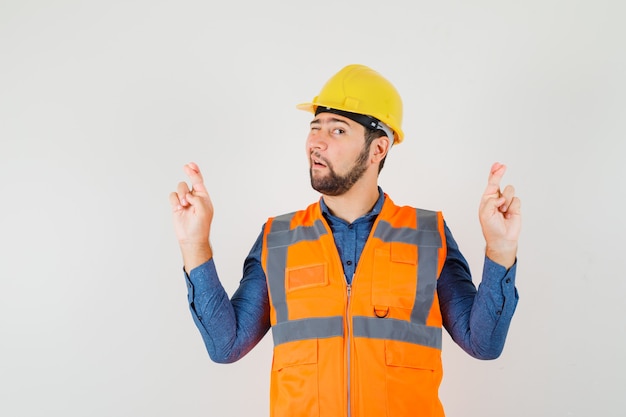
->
[1, 1, 625, 416]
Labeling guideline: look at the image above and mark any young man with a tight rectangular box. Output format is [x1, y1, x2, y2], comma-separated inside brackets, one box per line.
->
[169, 64, 521, 417]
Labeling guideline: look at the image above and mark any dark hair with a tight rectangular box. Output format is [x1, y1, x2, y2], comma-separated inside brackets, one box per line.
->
[365, 128, 388, 173]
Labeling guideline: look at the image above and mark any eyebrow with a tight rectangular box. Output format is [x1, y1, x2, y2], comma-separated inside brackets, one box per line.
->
[310, 117, 351, 127]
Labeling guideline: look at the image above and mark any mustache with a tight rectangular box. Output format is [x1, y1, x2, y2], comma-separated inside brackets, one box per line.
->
[310, 151, 329, 166]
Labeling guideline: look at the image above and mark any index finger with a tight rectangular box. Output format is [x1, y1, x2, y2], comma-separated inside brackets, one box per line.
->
[484, 162, 507, 197]
[183, 162, 207, 193]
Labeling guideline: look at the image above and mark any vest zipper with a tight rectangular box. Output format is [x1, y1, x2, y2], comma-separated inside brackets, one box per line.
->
[346, 280, 352, 417]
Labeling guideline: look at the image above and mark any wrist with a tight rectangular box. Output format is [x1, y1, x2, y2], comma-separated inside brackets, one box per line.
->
[180, 241, 213, 273]
[485, 243, 517, 269]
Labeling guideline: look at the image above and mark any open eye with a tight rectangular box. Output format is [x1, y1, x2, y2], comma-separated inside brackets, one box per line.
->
[332, 127, 345, 135]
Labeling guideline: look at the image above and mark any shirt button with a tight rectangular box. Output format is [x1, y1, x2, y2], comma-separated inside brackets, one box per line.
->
[505, 278, 511, 284]
[347, 261, 352, 266]
[496, 310, 502, 315]
[348, 224, 353, 229]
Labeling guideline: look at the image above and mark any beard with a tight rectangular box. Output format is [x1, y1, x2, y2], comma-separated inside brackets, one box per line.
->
[309, 144, 370, 196]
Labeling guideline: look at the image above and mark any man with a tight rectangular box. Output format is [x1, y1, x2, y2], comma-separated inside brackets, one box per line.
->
[169, 64, 521, 417]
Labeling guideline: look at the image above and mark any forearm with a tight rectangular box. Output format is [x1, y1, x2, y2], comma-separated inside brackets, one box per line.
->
[439, 226, 519, 359]
[467, 258, 518, 358]
[186, 258, 270, 363]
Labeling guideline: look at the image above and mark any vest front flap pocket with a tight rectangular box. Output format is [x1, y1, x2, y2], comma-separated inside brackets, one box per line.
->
[390, 241, 417, 264]
[372, 244, 418, 309]
[272, 338, 318, 371]
[385, 339, 438, 370]
[384, 340, 442, 416]
[271, 339, 320, 417]
[286, 263, 328, 292]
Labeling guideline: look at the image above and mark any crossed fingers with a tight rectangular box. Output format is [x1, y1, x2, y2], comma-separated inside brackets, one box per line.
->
[170, 162, 207, 212]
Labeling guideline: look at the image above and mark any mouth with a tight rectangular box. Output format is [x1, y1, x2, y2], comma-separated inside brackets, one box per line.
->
[311, 154, 328, 169]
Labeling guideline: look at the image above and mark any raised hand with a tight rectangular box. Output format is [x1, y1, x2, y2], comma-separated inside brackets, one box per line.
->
[169, 162, 214, 272]
[478, 162, 522, 269]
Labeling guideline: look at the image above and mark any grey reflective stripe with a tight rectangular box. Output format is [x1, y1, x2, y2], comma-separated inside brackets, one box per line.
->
[412, 209, 440, 325]
[266, 213, 295, 324]
[352, 316, 442, 349]
[412, 245, 438, 325]
[272, 316, 344, 345]
[269, 212, 294, 233]
[267, 219, 327, 248]
[373, 220, 442, 247]
[266, 216, 328, 323]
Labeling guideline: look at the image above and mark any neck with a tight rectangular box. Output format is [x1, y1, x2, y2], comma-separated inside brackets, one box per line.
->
[322, 181, 380, 224]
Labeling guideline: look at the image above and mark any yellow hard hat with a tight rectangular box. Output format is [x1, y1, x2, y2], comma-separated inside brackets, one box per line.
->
[297, 64, 404, 144]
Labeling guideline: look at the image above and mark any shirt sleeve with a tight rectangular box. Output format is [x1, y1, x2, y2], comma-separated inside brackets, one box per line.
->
[185, 228, 271, 363]
[437, 222, 519, 360]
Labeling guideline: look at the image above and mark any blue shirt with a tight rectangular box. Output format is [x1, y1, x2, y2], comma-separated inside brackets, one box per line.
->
[185, 189, 519, 363]
[320, 189, 383, 285]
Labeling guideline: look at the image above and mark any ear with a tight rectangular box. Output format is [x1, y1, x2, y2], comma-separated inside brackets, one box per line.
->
[371, 135, 391, 163]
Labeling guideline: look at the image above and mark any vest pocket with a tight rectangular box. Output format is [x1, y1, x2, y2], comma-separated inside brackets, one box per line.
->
[384, 340, 442, 416]
[271, 339, 320, 417]
[372, 243, 418, 309]
[286, 263, 328, 292]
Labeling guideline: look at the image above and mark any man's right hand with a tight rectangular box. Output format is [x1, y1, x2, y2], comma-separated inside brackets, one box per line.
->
[169, 162, 214, 273]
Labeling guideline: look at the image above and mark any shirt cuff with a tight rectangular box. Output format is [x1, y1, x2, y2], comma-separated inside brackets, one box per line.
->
[183, 258, 220, 300]
[481, 256, 517, 292]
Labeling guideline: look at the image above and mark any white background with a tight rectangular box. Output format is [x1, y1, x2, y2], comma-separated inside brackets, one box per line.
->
[1, 1, 625, 416]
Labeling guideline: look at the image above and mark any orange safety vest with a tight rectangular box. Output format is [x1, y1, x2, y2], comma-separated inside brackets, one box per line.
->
[261, 194, 448, 417]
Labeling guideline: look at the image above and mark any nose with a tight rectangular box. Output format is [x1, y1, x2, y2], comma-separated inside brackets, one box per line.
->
[306, 129, 327, 153]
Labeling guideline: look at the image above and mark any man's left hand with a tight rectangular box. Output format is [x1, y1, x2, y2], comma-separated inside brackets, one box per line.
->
[478, 162, 522, 269]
